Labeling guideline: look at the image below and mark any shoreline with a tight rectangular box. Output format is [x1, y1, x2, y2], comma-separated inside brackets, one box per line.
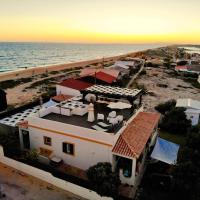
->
[0, 50, 146, 82]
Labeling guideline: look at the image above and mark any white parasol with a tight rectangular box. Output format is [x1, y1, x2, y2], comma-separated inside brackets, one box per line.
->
[107, 102, 132, 109]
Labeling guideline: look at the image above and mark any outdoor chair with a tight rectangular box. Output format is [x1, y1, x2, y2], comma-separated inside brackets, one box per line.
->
[97, 113, 105, 121]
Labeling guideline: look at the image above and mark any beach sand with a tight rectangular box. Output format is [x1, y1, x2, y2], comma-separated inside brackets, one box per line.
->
[0, 50, 143, 107]
[0, 52, 139, 82]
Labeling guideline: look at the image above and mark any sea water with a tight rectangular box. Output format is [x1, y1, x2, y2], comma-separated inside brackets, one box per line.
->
[0, 42, 161, 72]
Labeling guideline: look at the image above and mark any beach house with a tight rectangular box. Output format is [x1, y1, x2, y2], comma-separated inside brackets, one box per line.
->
[56, 78, 93, 96]
[17, 85, 160, 186]
[176, 98, 200, 126]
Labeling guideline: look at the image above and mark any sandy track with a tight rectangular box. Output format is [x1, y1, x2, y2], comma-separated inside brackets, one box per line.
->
[0, 162, 85, 200]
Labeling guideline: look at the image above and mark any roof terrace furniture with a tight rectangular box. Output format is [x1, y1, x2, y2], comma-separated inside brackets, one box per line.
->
[97, 122, 111, 128]
[116, 115, 124, 123]
[108, 117, 118, 126]
[97, 113, 105, 121]
[92, 125, 108, 132]
[108, 111, 117, 118]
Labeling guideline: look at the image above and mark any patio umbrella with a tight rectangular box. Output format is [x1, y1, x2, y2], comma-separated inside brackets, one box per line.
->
[85, 93, 96, 103]
[107, 102, 132, 109]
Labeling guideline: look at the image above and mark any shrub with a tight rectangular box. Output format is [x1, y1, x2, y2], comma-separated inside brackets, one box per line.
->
[140, 69, 147, 75]
[159, 107, 191, 135]
[173, 126, 200, 200]
[155, 99, 176, 115]
[87, 162, 120, 198]
[25, 149, 39, 162]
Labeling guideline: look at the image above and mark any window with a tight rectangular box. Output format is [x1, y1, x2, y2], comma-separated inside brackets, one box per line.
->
[62, 142, 74, 155]
[44, 136, 51, 146]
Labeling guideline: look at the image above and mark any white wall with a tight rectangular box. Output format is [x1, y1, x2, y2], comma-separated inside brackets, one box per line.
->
[0, 146, 112, 200]
[20, 116, 115, 170]
[56, 85, 81, 96]
[119, 158, 136, 186]
[185, 110, 200, 126]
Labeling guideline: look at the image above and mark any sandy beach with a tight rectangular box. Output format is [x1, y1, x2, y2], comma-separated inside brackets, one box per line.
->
[0, 49, 145, 107]
[0, 52, 140, 82]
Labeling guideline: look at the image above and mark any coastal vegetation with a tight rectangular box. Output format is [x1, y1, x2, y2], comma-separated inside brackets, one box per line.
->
[155, 100, 191, 135]
[87, 162, 120, 198]
[0, 77, 33, 90]
[173, 125, 200, 200]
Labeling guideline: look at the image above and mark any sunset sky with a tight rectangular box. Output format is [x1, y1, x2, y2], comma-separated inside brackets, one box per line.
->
[0, 0, 200, 44]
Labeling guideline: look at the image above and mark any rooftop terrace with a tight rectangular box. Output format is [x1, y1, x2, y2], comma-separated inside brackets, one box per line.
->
[42, 101, 135, 134]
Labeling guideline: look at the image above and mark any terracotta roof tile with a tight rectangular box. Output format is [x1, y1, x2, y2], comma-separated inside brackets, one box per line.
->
[112, 112, 161, 158]
[51, 94, 73, 103]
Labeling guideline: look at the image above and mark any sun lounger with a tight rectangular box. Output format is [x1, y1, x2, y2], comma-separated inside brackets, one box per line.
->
[97, 122, 110, 128]
[92, 125, 108, 132]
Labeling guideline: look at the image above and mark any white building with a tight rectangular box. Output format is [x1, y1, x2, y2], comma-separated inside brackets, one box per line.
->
[56, 78, 93, 96]
[176, 98, 200, 126]
[16, 85, 160, 186]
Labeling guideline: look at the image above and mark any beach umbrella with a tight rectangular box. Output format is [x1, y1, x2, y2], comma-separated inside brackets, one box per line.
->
[107, 102, 132, 109]
[85, 93, 96, 102]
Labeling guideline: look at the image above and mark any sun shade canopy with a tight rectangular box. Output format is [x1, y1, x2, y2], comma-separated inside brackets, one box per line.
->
[151, 137, 180, 165]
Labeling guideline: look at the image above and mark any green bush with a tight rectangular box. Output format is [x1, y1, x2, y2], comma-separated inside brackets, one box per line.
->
[155, 99, 176, 115]
[159, 107, 191, 135]
[25, 149, 39, 162]
[173, 126, 200, 200]
[87, 162, 120, 198]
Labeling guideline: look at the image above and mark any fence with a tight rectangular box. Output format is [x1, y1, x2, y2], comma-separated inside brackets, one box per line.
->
[0, 146, 112, 200]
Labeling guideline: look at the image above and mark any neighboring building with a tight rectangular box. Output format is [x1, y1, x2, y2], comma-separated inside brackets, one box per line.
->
[79, 71, 117, 85]
[175, 65, 188, 72]
[0, 89, 7, 112]
[187, 65, 200, 74]
[56, 78, 93, 96]
[175, 64, 200, 74]
[176, 98, 200, 126]
[80, 68, 120, 79]
[17, 85, 160, 187]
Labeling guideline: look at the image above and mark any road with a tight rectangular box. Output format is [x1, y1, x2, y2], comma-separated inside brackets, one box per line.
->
[0, 162, 85, 200]
[126, 60, 145, 88]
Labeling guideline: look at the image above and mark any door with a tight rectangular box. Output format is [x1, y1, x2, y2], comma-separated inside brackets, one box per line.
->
[21, 130, 30, 149]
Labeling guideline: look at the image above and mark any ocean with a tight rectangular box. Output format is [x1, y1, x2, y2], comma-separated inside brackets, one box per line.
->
[0, 43, 161, 73]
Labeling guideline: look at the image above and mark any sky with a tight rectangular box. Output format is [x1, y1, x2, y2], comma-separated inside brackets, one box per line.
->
[0, 0, 200, 44]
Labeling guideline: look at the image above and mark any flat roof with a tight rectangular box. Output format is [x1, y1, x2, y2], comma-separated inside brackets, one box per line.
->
[42, 101, 133, 134]
[0, 105, 40, 127]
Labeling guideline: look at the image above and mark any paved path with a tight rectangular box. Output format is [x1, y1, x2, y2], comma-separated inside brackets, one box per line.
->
[126, 60, 145, 88]
[0, 162, 85, 200]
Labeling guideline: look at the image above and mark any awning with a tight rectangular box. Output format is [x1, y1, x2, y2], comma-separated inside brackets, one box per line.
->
[151, 137, 180, 165]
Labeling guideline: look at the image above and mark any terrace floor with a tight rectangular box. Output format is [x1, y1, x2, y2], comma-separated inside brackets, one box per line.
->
[42, 102, 134, 134]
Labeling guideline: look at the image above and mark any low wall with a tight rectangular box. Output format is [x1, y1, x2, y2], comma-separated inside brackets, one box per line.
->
[0, 146, 112, 200]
